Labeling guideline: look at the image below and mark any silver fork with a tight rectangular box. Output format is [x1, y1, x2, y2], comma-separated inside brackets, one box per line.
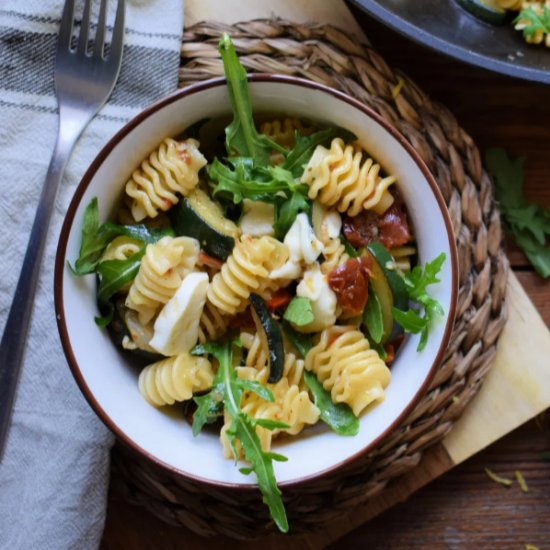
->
[0, 0, 125, 459]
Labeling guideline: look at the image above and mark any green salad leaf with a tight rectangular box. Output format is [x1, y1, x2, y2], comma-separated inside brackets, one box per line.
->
[209, 157, 308, 204]
[282, 321, 313, 358]
[485, 148, 550, 278]
[304, 371, 359, 436]
[218, 33, 285, 164]
[363, 284, 384, 344]
[95, 248, 145, 326]
[72, 198, 173, 276]
[514, 5, 550, 41]
[283, 297, 314, 327]
[274, 193, 311, 240]
[191, 341, 289, 533]
[392, 252, 446, 351]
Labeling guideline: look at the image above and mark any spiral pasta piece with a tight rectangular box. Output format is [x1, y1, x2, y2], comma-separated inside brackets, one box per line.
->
[206, 236, 288, 315]
[198, 300, 229, 344]
[301, 138, 396, 216]
[125, 138, 206, 222]
[100, 236, 141, 262]
[126, 236, 200, 324]
[320, 237, 349, 275]
[138, 352, 214, 407]
[305, 325, 390, 416]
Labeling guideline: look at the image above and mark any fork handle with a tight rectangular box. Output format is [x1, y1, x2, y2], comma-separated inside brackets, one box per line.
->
[0, 119, 83, 460]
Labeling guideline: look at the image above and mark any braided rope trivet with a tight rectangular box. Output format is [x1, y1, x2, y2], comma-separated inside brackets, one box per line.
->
[110, 19, 509, 539]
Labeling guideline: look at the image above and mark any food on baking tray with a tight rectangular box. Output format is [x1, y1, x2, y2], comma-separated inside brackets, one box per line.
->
[72, 34, 446, 532]
[456, 0, 550, 47]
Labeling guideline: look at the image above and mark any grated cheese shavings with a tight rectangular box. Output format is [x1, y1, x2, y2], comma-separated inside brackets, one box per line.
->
[392, 77, 405, 99]
[515, 470, 529, 492]
[484, 467, 513, 487]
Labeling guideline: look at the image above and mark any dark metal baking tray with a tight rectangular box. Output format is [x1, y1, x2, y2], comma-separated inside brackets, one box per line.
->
[350, 0, 550, 85]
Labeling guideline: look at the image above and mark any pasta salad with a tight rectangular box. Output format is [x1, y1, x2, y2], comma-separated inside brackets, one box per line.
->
[72, 34, 446, 532]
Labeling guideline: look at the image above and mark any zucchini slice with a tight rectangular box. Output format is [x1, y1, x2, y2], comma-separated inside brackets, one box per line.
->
[362, 253, 394, 345]
[249, 293, 285, 383]
[366, 242, 408, 312]
[455, 0, 508, 25]
[170, 188, 240, 260]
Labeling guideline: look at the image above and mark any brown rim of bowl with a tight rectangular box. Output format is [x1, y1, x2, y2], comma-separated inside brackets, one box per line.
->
[54, 74, 459, 492]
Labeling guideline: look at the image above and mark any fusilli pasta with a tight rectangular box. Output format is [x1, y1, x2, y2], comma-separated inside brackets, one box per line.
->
[207, 235, 288, 315]
[305, 325, 391, 416]
[125, 138, 206, 222]
[198, 300, 229, 344]
[126, 236, 199, 324]
[138, 352, 214, 406]
[301, 137, 396, 216]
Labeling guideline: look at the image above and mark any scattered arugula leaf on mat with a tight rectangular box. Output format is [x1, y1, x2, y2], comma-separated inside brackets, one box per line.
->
[485, 148, 550, 278]
[393, 253, 446, 352]
[191, 340, 289, 533]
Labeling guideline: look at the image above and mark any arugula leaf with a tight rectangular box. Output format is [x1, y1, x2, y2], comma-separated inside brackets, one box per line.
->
[391, 253, 445, 351]
[282, 128, 356, 178]
[282, 321, 313, 358]
[514, 5, 550, 40]
[209, 157, 308, 204]
[72, 199, 118, 275]
[72, 198, 173, 276]
[101, 222, 174, 245]
[304, 371, 359, 436]
[94, 249, 145, 325]
[485, 148, 550, 278]
[274, 193, 311, 240]
[283, 297, 314, 327]
[392, 307, 428, 334]
[218, 33, 285, 165]
[191, 340, 289, 533]
[363, 285, 383, 344]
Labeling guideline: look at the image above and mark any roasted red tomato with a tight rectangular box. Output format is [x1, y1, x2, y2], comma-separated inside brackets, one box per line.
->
[327, 258, 369, 316]
[343, 200, 411, 249]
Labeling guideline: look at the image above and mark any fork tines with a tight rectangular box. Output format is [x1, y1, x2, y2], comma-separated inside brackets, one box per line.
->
[59, 0, 125, 60]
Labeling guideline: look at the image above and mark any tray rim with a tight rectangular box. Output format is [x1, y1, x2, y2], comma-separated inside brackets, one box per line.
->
[350, 0, 550, 85]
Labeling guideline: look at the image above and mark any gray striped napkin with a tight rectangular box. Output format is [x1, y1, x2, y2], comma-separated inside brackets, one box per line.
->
[0, 1, 183, 548]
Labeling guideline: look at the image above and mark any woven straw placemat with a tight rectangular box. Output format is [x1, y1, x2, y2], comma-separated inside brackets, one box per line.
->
[110, 19, 509, 539]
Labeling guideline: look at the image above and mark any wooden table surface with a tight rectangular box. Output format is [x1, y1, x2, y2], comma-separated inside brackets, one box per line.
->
[102, 7, 550, 549]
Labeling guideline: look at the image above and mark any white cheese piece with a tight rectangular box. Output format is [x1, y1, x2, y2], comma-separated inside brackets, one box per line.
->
[149, 272, 209, 356]
[269, 260, 302, 280]
[239, 200, 275, 237]
[323, 210, 342, 239]
[294, 262, 337, 333]
[285, 213, 324, 264]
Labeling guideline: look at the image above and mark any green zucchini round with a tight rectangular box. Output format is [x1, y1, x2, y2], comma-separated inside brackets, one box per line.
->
[170, 188, 239, 260]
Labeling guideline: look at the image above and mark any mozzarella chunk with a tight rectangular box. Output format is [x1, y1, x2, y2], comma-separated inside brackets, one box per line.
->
[323, 210, 342, 239]
[285, 213, 324, 264]
[294, 262, 337, 333]
[149, 272, 209, 356]
[239, 200, 275, 237]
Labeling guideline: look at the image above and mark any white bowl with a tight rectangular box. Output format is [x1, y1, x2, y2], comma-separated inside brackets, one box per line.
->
[55, 75, 458, 487]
